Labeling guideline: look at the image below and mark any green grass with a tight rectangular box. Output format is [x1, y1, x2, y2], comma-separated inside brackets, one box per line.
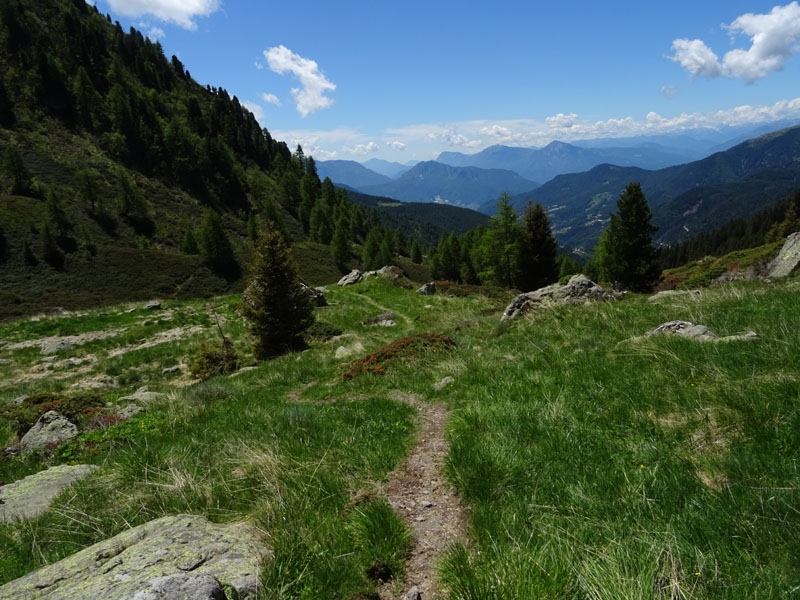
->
[662, 241, 783, 290]
[1, 274, 799, 598]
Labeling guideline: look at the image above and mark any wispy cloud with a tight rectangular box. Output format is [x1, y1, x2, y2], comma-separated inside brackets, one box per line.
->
[264, 45, 336, 117]
[386, 141, 407, 151]
[344, 141, 379, 154]
[147, 26, 165, 40]
[669, 2, 800, 82]
[660, 85, 679, 99]
[107, 0, 220, 30]
[261, 93, 281, 107]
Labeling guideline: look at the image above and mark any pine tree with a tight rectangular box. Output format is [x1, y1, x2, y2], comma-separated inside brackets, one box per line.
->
[331, 217, 350, 271]
[247, 214, 258, 241]
[242, 225, 314, 359]
[483, 192, 522, 288]
[180, 229, 199, 254]
[410, 239, 422, 264]
[45, 189, 71, 237]
[361, 227, 382, 270]
[2, 146, 32, 195]
[517, 201, 558, 291]
[198, 209, 237, 277]
[40, 222, 64, 269]
[597, 182, 660, 291]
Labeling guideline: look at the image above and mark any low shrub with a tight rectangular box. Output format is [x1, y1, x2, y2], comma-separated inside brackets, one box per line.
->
[0, 392, 104, 437]
[340, 332, 456, 380]
[189, 340, 238, 381]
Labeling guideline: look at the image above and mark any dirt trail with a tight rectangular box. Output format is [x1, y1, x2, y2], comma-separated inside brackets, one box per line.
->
[344, 292, 413, 325]
[380, 392, 467, 599]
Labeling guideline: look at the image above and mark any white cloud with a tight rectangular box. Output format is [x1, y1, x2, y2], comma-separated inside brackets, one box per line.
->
[264, 45, 336, 117]
[385, 97, 800, 150]
[271, 97, 800, 161]
[660, 85, 679, 99]
[669, 2, 800, 82]
[261, 93, 281, 107]
[668, 38, 723, 78]
[242, 101, 264, 124]
[147, 26, 165, 40]
[107, 0, 220, 30]
[254, 61, 264, 70]
[344, 141, 380, 154]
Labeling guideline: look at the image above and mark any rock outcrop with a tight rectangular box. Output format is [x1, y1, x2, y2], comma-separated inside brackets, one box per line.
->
[338, 266, 404, 286]
[337, 269, 363, 286]
[0, 514, 268, 599]
[299, 283, 327, 306]
[767, 231, 800, 279]
[19, 411, 78, 452]
[362, 311, 397, 327]
[0, 464, 99, 522]
[502, 275, 615, 321]
[648, 289, 701, 303]
[417, 282, 436, 296]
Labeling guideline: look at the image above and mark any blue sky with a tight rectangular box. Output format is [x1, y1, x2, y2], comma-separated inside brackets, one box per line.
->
[91, 1, 800, 162]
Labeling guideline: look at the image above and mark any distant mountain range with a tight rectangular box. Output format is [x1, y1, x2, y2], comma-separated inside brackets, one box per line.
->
[317, 160, 392, 188]
[363, 158, 418, 178]
[357, 161, 538, 209]
[436, 141, 694, 183]
[489, 126, 800, 251]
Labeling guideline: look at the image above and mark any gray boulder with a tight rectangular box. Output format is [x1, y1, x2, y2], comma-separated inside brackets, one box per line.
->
[0, 514, 268, 599]
[40, 339, 72, 355]
[19, 411, 78, 452]
[417, 282, 436, 295]
[0, 464, 99, 522]
[644, 320, 757, 343]
[502, 274, 615, 321]
[338, 269, 363, 286]
[767, 231, 800, 279]
[118, 386, 165, 404]
[299, 282, 327, 306]
[144, 300, 161, 310]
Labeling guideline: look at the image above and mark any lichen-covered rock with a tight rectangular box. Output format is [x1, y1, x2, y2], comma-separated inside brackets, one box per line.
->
[767, 231, 800, 278]
[417, 282, 436, 295]
[144, 300, 161, 310]
[0, 514, 268, 600]
[40, 339, 72, 355]
[0, 464, 99, 522]
[502, 274, 615, 320]
[19, 411, 78, 452]
[644, 320, 757, 343]
[337, 269, 363, 286]
[118, 386, 165, 404]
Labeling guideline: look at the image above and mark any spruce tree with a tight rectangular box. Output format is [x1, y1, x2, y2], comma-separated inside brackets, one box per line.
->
[40, 222, 64, 269]
[597, 182, 660, 291]
[242, 225, 314, 359]
[518, 201, 558, 291]
[331, 217, 350, 271]
[198, 209, 237, 277]
[45, 189, 71, 237]
[361, 227, 382, 270]
[2, 146, 31, 195]
[410, 239, 422, 264]
[483, 192, 522, 288]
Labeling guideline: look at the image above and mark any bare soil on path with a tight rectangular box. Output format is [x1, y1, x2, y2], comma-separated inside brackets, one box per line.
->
[379, 392, 467, 599]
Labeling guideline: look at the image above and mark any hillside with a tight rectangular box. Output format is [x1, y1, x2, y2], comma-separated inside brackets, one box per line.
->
[437, 140, 693, 182]
[1, 272, 799, 597]
[358, 160, 538, 209]
[487, 126, 800, 251]
[0, 0, 442, 318]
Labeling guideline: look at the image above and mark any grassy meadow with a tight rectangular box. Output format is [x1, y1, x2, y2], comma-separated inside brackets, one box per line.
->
[1, 273, 799, 598]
